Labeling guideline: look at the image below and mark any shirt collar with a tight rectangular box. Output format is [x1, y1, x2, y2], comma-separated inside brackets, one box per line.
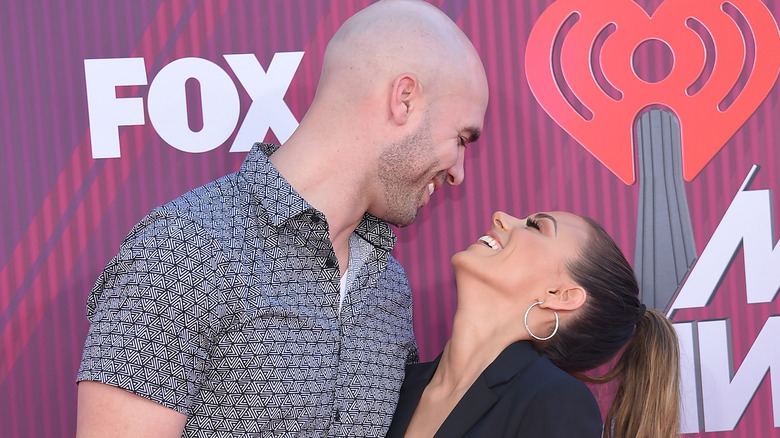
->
[239, 142, 397, 252]
[239, 142, 313, 227]
[354, 212, 397, 253]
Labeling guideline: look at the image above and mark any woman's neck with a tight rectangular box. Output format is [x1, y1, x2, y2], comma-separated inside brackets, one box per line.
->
[432, 308, 517, 392]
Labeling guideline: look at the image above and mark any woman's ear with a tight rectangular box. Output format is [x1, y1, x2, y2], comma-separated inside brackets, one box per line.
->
[544, 286, 587, 312]
[390, 74, 419, 125]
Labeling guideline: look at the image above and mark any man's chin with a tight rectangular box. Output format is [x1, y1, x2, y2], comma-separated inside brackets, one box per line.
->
[388, 217, 415, 228]
[385, 209, 419, 228]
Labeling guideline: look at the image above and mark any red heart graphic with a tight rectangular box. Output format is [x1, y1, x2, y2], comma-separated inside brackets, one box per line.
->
[526, 0, 780, 184]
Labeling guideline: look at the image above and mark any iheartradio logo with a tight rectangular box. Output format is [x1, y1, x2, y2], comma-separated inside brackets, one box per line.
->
[525, 0, 780, 184]
[526, 1, 780, 433]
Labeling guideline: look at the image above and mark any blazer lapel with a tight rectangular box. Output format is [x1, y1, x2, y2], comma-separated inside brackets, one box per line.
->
[385, 358, 441, 438]
[434, 341, 538, 438]
[434, 373, 499, 438]
[390, 342, 539, 438]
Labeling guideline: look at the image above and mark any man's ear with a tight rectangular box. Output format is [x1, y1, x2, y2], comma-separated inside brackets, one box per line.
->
[544, 286, 587, 312]
[390, 74, 419, 125]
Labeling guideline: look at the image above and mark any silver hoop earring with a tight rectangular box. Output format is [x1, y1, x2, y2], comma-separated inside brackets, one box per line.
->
[524, 301, 559, 341]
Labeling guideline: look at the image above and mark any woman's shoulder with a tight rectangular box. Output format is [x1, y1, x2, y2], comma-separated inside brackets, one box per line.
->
[455, 342, 603, 437]
[503, 343, 603, 435]
[490, 341, 596, 401]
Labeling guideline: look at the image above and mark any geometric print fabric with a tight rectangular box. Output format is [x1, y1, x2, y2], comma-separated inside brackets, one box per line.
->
[78, 143, 419, 437]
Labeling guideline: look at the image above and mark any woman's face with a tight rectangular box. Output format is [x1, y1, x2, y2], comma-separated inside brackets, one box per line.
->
[451, 211, 591, 296]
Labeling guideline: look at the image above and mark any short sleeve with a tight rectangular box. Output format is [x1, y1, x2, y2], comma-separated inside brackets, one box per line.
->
[77, 212, 222, 414]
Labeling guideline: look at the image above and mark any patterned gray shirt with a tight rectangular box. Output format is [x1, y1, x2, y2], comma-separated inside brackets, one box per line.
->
[78, 143, 419, 437]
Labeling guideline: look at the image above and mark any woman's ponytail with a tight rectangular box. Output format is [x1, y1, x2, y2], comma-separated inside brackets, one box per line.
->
[588, 308, 681, 438]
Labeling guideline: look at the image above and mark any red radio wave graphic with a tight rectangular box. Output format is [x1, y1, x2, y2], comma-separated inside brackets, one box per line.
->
[525, 0, 780, 185]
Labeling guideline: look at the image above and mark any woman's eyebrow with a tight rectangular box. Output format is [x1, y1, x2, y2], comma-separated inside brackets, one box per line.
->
[534, 213, 558, 235]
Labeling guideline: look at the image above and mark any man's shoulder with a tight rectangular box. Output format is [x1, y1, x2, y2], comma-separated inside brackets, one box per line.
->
[170, 172, 242, 213]
[154, 142, 275, 223]
[384, 254, 409, 282]
[164, 172, 242, 221]
[118, 171, 248, 250]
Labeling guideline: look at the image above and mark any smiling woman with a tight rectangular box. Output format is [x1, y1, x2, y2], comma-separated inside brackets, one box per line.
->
[387, 211, 682, 438]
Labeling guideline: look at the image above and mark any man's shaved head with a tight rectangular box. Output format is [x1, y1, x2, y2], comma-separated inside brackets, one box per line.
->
[317, 0, 486, 104]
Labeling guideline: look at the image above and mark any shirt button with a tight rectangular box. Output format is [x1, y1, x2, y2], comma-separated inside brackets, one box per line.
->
[334, 410, 340, 422]
[325, 259, 336, 268]
[310, 214, 320, 223]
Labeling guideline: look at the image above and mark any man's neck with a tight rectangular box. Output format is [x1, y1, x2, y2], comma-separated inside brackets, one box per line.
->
[269, 139, 369, 275]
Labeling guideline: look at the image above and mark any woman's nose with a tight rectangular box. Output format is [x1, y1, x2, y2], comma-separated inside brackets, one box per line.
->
[492, 211, 512, 230]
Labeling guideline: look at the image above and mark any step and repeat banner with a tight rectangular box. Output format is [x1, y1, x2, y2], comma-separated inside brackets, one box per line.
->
[1, 0, 779, 436]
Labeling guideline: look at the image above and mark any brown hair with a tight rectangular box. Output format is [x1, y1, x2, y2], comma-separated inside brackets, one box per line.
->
[533, 217, 681, 438]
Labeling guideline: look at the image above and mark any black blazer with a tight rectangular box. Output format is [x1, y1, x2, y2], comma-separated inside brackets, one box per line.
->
[386, 341, 603, 438]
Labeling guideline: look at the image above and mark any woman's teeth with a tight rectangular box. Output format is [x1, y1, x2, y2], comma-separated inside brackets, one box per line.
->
[428, 183, 434, 196]
[478, 235, 501, 250]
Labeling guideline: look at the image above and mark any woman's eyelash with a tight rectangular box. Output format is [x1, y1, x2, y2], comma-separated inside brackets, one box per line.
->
[526, 217, 541, 230]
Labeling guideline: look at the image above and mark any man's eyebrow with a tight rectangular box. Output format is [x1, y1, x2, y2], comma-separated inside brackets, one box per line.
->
[463, 127, 481, 143]
[534, 213, 558, 236]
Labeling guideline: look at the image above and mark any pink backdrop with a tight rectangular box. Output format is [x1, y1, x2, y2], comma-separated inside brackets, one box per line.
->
[1, 0, 778, 436]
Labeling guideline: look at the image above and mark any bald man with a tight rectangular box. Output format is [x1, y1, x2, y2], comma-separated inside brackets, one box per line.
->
[76, 1, 489, 436]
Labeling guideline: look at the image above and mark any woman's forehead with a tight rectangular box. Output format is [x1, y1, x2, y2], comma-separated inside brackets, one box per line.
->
[536, 211, 591, 242]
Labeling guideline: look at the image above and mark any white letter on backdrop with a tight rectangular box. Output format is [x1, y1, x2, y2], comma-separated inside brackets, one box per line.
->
[698, 316, 780, 431]
[225, 52, 304, 151]
[147, 57, 240, 153]
[85, 57, 147, 158]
